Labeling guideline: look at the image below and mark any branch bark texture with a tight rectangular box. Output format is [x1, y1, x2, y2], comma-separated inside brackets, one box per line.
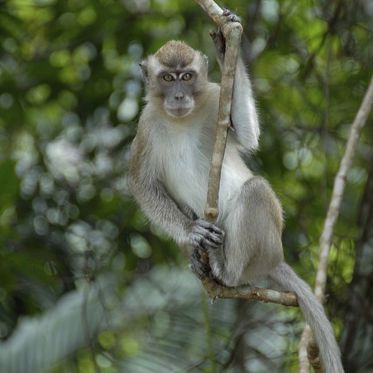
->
[299, 75, 373, 372]
[202, 277, 298, 307]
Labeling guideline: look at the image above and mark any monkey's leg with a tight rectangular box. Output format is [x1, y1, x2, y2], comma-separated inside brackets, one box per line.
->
[209, 176, 284, 286]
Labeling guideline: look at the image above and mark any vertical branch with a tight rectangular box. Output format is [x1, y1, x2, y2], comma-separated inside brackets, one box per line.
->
[193, 0, 243, 222]
[205, 22, 243, 220]
[299, 75, 373, 372]
[299, 327, 311, 373]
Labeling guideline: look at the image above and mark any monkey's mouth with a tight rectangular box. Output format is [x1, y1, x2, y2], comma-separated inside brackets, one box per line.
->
[165, 107, 193, 118]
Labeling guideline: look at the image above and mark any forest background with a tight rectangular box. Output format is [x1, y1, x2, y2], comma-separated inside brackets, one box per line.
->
[0, 0, 372, 372]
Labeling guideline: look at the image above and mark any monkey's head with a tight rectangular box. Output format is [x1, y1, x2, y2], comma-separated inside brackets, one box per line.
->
[140, 40, 208, 118]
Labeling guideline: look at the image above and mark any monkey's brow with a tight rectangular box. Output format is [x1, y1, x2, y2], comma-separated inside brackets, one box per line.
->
[160, 59, 192, 68]
[159, 69, 195, 75]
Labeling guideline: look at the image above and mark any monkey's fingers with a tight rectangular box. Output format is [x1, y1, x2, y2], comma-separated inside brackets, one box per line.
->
[192, 232, 221, 250]
[207, 224, 225, 237]
[190, 219, 225, 250]
[190, 234, 215, 251]
[202, 236, 221, 249]
[194, 228, 225, 247]
[222, 8, 241, 24]
[196, 219, 225, 236]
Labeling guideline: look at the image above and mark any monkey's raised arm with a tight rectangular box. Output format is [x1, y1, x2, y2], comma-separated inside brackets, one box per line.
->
[230, 58, 260, 152]
[128, 130, 224, 251]
[210, 12, 260, 152]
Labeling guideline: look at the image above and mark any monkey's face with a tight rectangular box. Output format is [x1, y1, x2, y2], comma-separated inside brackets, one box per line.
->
[141, 41, 209, 119]
[158, 70, 196, 118]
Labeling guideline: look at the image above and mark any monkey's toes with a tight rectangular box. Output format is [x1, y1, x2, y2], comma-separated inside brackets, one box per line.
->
[190, 250, 210, 279]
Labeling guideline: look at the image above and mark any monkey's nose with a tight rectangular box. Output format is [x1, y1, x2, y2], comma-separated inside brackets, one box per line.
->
[175, 92, 184, 100]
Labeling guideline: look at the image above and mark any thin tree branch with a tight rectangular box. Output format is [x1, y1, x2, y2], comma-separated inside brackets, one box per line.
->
[204, 21, 242, 220]
[299, 327, 312, 373]
[202, 276, 298, 306]
[299, 75, 373, 372]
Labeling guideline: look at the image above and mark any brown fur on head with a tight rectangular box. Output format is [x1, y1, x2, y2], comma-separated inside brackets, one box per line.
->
[154, 40, 195, 68]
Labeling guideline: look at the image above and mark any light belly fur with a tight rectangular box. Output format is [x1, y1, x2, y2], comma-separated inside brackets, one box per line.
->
[159, 130, 252, 220]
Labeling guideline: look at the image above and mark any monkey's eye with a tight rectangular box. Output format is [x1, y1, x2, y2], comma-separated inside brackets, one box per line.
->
[182, 73, 193, 81]
[163, 73, 174, 82]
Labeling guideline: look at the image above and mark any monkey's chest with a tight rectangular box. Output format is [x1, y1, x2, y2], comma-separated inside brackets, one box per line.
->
[156, 130, 249, 219]
[161, 138, 210, 217]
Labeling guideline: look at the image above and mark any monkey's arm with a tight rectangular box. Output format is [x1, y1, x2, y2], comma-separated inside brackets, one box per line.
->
[230, 57, 260, 152]
[128, 134, 224, 249]
[211, 16, 260, 152]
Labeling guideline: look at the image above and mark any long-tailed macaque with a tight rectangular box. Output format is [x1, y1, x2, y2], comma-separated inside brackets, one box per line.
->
[128, 12, 343, 373]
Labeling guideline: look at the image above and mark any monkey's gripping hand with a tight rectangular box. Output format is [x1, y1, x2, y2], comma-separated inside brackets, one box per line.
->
[185, 219, 224, 280]
[210, 9, 241, 66]
[186, 219, 225, 251]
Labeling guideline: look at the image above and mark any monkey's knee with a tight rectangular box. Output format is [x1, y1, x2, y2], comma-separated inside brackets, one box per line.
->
[241, 176, 283, 229]
[236, 177, 284, 274]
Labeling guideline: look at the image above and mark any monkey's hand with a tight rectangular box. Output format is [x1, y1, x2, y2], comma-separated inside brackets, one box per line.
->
[210, 9, 241, 67]
[222, 8, 241, 23]
[187, 219, 225, 251]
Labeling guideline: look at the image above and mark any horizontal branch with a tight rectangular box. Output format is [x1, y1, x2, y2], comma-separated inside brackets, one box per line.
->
[201, 277, 298, 307]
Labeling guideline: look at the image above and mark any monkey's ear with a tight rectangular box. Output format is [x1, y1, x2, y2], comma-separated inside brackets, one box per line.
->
[139, 60, 149, 84]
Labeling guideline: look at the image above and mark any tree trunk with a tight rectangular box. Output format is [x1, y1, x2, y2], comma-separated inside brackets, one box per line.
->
[340, 160, 373, 373]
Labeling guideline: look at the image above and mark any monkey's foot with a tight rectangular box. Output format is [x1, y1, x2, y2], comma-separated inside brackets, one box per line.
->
[190, 249, 211, 280]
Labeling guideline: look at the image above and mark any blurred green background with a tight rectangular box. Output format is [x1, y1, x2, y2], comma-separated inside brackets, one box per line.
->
[0, 0, 372, 372]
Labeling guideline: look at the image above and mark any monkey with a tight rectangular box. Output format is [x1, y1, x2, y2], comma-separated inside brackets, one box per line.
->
[128, 12, 344, 373]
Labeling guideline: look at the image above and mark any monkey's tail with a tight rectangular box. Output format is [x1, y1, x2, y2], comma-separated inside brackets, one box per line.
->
[269, 262, 344, 373]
